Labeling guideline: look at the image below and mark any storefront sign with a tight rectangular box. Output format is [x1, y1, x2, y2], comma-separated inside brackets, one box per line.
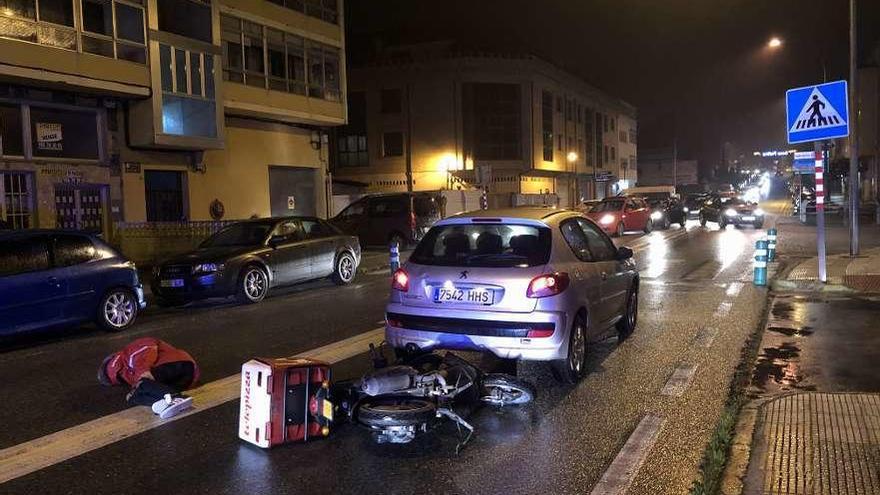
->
[124, 162, 142, 174]
[596, 170, 616, 182]
[35, 123, 63, 151]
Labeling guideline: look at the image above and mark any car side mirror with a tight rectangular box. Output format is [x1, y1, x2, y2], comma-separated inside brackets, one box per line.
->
[616, 246, 633, 260]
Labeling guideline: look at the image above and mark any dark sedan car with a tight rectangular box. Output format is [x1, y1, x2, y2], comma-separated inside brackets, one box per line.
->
[0, 230, 146, 335]
[152, 217, 361, 305]
[644, 197, 686, 229]
[699, 197, 765, 229]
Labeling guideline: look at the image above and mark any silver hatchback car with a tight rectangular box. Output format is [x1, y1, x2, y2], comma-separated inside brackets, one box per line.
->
[385, 208, 639, 383]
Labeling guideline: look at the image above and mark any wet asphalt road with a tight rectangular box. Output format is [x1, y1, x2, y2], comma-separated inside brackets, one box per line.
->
[0, 200, 789, 495]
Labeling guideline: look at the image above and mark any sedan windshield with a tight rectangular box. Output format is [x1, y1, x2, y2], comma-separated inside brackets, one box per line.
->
[409, 224, 551, 267]
[201, 222, 273, 247]
[590, 200, 625, 213]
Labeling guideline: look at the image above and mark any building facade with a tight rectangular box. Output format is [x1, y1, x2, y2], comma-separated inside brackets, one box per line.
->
[332, 45, 636, 209]
[636, 149, 699, 187]
[0, 0, 346, 237]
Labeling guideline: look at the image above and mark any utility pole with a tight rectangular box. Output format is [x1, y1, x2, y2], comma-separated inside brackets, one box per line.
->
[405, 83, 414, 193]
[849, 0, 860, 255]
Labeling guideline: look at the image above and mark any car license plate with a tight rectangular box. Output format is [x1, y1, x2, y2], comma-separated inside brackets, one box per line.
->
[160, 279, 184, 288]
[742, 216, 756, 221]
[434, 287, 494, 305]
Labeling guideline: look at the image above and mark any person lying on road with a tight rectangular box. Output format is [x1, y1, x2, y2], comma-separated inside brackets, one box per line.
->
[98, 337, 200, 419]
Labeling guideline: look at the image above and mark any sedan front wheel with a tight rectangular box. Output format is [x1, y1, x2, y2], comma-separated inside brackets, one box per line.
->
[236, 265, 268, 304]
[332, 252, 357, 285]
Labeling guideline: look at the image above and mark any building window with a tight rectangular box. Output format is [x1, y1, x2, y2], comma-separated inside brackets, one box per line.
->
[610, 146, 616, 162]
[577, 103, 582, 124]
[619, 130, 627, 143]
[159, 43, 217, 138]
[382, 132, 403, 157]
[629, 129, 637, 145]
[557, 134, 563, 151]
[596, 112, 603, 138]
[541, 90, 553, 162]
[268, 0, 338, 25]
[0, 171, 35, 229]
[603, 114, 609, 133]
[556, 96, 562, 113]
[462, 82, 521, 161]
[604, 145, 609, 164]
[30, 106, 99, 159]
[337, 91, 368, 167]
[144, 170, 185, 222]
[0, 103, 24, 156]
[610, 117, 616, 131]
[221, 13, 339, 100]
[156, 0, 211, 43]
[0, 0, 146, 63]
[381, 88, 402, 114]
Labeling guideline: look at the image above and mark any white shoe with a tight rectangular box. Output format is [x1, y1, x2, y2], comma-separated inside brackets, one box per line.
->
[151, 394, 173, 415]
[159, 396, 193, 419]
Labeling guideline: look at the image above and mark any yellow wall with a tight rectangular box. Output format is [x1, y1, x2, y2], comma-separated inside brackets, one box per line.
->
[223, 83, 345, 126]
[121, 119, 327, 222]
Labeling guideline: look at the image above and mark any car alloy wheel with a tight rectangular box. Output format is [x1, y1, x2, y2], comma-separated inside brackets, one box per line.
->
[101, 289, 136, 330]
[568, 318, 586, 376]
[616, 222, 625, 237]
[333, 252, 356, 285]
[241, 267, 268, 302]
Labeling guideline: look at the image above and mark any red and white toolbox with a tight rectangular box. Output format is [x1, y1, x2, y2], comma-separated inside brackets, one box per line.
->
[238, 357, 333, 448]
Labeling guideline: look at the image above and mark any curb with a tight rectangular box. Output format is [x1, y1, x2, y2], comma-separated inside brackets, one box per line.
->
[769, 279, 855, 293]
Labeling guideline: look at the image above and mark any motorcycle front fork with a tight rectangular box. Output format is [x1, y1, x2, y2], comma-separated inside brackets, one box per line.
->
[437, 407, 474, 453]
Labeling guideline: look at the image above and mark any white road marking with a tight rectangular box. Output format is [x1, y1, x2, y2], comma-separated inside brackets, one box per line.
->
[660, 365, 698, 397]
[713, 301, 733, 318]
[693, 327, 719, 348]
[725, 282, 744, 297]
[0, 327, 385, 485]
[590, 415, 665, 495]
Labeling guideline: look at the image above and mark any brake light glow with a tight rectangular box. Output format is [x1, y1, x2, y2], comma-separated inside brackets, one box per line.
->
[526, 326, 555, 338]
[392, 268, 410, 292]
[527, 273, 570, 298]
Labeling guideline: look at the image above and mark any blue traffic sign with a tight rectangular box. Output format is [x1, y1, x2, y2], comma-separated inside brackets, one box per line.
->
[786, 80, 849, 144]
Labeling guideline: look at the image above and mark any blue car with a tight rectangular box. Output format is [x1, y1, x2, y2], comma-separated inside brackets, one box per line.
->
[0, 230, 146, 335]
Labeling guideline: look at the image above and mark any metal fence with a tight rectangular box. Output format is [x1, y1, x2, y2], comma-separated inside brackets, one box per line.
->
[112, 220, 238, 266]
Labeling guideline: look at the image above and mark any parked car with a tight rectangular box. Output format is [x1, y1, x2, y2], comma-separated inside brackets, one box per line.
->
[576, 199, 602, 213]
[0, 230, 146, 335]
[699, 197, 765, 229]
[384, 208, 639, 383]
[331, 192, 442, 248]
[151, 217, 360, 306]
[585, 197, 653, 237]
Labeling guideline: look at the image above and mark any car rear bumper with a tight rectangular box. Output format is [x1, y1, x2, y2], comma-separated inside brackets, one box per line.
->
[384, 303, 568, 361]
[134, 284, 147, 309]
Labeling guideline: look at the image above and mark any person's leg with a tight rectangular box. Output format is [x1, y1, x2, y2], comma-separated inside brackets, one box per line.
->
[126, 378, 180, 407]
[151, 362, 196, 392]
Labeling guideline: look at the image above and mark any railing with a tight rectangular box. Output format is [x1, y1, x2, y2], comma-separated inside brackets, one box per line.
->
[111, 220, 239, 267]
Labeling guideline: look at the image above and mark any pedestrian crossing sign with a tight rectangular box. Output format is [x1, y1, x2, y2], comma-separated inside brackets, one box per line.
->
[786, 80, 849, 144]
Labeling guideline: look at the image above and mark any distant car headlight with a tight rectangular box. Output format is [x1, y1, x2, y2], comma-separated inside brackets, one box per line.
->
[754, 208, 765, 216]
[683, 207, 689, 213]
[600, 214, 616, 225]
[650, 211, 663, 220]
[193, 263, 224, 274]
[725, 208, 738, 217]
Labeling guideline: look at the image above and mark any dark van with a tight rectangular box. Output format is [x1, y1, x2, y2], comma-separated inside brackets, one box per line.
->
[331, 192, 442, 247]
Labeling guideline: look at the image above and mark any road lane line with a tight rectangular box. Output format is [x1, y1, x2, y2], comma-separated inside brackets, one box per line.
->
[660, 365, 698, 397]
[0, 327, 385, 485]
[713, 301, 733, 319]
[726, 281, 744, 297]
[590, 415, 665, 495]
[692, 327, 719, 348]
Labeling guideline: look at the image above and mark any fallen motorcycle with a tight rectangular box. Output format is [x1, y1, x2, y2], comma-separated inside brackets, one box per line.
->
[335, 346, 535, 451]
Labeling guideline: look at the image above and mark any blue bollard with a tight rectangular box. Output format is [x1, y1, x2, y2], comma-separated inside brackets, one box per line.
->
[390, 242, 400, 274]
[767, 228, 777, 262]
[754, 239, 768, 286]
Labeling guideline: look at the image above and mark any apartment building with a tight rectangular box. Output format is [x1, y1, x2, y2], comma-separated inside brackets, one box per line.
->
[0, 0, 345, 236]
[332, 43, 637, 209]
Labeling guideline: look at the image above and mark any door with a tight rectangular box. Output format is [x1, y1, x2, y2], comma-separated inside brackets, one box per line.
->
[54, 184, 108, 234]
[300, 218, 337, 278]
[51, 233, 101, 322]
[577, 218, 629, 322]
[0, 235, 66, 334]
[558, 219, 607, 331]
[268, 167, 316, 217]
[144, 170, 185, 221]
[1, 172, 36, 229]
[267, 219, 312, 285]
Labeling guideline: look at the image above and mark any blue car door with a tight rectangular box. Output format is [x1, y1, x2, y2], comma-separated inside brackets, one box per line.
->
[51, 233, 102, 323]
[0, 234, 67, 334]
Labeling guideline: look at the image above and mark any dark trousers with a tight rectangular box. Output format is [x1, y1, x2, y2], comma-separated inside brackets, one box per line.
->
[126, 362, 196, 407]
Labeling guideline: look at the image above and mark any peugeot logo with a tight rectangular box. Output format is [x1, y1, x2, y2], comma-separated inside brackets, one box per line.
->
[459, 270, 469, 280]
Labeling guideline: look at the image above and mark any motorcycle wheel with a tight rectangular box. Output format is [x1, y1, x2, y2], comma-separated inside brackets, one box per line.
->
[356, 397, 436, 428]
[481, 374, 535, 406]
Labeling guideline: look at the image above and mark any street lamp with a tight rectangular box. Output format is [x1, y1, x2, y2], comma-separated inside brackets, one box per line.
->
[768, 37, 782, 49]
[566, 151, 578, 163]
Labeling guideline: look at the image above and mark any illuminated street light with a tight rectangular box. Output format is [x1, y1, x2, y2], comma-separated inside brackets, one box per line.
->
[768, 37, 782, 49]
[567, 151, 578, 163]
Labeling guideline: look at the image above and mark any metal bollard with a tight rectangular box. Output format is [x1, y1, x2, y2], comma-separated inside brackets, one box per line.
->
[754, 239, 768, 287]
[767, 228, 777, 262]
[390, 241, 400, 274]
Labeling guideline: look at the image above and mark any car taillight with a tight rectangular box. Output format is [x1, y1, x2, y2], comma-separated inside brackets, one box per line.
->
[527, 273, 570, 298]
[392, 268, 410, 292]
[526, 326, 555, 338]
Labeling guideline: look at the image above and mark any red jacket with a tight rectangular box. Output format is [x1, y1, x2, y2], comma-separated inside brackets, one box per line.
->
[105, 338, 200, 388]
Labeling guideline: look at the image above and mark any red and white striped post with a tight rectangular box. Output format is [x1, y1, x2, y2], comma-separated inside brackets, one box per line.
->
[815, 148, 827, 283]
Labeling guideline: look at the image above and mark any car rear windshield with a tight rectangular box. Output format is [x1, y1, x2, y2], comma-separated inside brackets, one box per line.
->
[202, 222, 273, 247]
[590, 200, 624, 213]
[409, 223, 551, 267]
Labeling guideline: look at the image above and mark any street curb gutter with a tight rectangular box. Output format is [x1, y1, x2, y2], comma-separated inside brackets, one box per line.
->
[769, 279, 854, 293]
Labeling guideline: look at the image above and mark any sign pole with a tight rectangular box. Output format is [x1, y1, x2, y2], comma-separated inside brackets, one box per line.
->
[848, 0, 860, 255]
[816, 146, 828, 283]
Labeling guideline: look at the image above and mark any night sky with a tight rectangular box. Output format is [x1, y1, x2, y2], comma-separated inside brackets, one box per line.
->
[346, 0, 880, 171]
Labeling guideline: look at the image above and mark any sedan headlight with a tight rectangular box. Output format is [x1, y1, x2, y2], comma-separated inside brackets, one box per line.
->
[683, 207, 689, 213]
[650, 211, 663, 220]
[600, 214, 616, 225]
[193, 263, 224, 274]
[724, 208, 738, 217]
[754, 208, 765, 216]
